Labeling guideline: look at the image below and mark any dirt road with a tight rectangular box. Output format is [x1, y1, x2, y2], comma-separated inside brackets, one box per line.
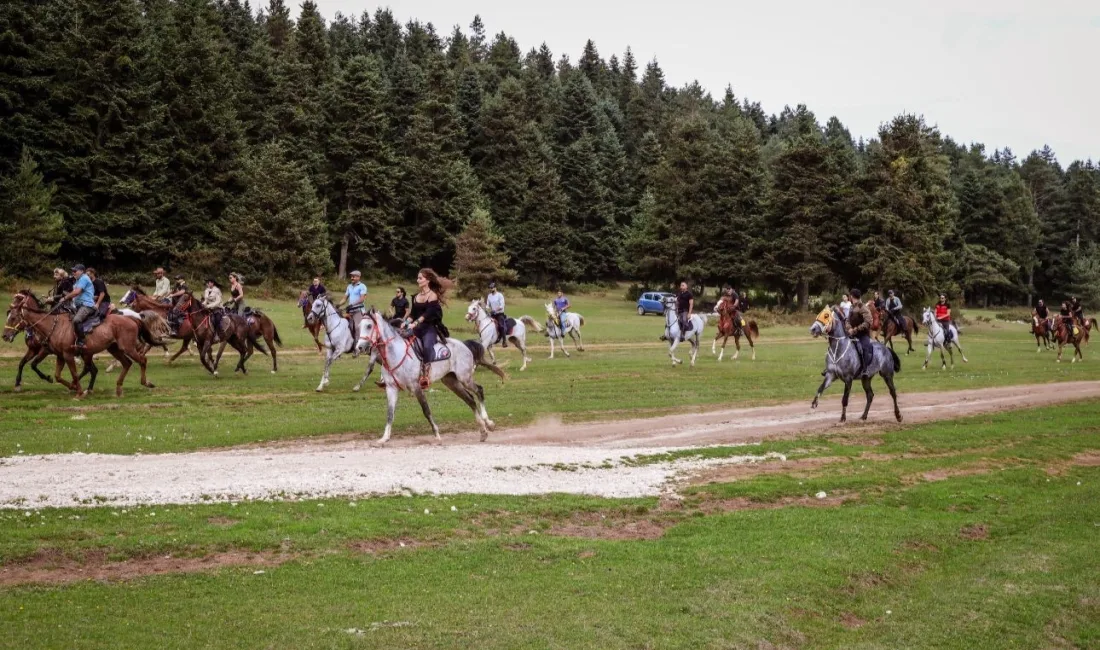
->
[1, 382, 1096, 508]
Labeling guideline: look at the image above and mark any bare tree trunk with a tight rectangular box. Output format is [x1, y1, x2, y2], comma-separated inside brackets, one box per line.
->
[338, 232, 349, 280]
[1026, 266, 1034, 306]
[797, 279, 810, 311]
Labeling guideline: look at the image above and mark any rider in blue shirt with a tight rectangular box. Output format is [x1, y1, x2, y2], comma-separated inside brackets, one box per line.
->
[64, 264, 97, 348]
[338, 270, 368, 342]
[552, 289, 570, 334]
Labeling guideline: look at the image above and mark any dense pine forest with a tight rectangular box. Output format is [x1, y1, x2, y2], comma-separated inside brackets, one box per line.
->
[1, 0, 1098, 307]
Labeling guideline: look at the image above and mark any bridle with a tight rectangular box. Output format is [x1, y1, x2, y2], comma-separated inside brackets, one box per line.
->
[467, 302, 496, 340]
[815, 309, 852, 366]
[360, 310, 413, 375]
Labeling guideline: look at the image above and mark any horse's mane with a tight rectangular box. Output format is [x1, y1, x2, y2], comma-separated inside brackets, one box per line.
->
[132, 286, 147, 295]
[15, 290, 42, 309]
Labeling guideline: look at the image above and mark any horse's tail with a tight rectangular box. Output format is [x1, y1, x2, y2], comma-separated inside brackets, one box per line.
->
[911, 317, 919, 334]
[578, 316, 585, 327]
[890, 348, 901, 373]
[520, 315, 541, 332]
[271, 322, 283, 347]
[748, 321, 759, 337]
[464, 339, 506, 383]
[138, 310, 170, 346]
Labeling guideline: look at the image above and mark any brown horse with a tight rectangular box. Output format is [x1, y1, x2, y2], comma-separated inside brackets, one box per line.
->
[1031, 315, 1054, 352]
[1054, 318, 1085, 363]
[121, 286, 195, 362]
[300, 290, 324, 354]
[712, 298, 759, 361]
[172, 293, 262, 376]
[13, 294, 159, 397]
[879, 309, 919, 355]
[4, 292, 84, 391]
[222, 308, 282, 372]
[869, 308, 882, 341]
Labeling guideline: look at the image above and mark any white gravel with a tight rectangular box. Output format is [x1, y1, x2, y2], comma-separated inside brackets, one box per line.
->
[0, 442, 781, 509]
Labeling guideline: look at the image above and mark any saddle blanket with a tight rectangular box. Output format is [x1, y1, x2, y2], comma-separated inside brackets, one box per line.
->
[497, 317, 517, 341]
[79, 315, 103, 334]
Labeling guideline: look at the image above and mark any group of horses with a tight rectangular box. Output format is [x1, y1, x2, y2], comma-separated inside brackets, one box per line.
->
[3, 287, 283, 398]
[1030, 313, 1095, 363]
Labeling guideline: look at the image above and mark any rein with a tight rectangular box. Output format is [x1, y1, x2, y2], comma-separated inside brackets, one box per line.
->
[469, 305, 496, 341]
[362, 313, 414, 376]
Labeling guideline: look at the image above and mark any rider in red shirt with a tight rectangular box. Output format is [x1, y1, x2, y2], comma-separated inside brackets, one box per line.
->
[935, 294, 953, 341]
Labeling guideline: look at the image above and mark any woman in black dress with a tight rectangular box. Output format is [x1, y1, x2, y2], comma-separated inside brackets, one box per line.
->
[404, 269, 451, 388]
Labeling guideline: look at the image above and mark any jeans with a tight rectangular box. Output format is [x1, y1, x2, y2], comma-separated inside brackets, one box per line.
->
[348, 309, 363, 338]
[677, 312, 691, 340]
[72, 305, 96, 343]
[417, 325, 438, 363]
[492, 313, 507, 340]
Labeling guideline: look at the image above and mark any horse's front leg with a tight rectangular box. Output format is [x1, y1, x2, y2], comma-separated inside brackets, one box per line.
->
[352, 354, 377, 392]
[547, 336, 556, 359]
[811, 371, 834, 410]
[413, 387, 441, 441]
[378, 383, 400, 444]
[922, 341, 934, 370]
[668, 338, 682, 365]
[316, 348, 339, 392]
[733, 335, 741, 360]
[839, 379, 853, 422]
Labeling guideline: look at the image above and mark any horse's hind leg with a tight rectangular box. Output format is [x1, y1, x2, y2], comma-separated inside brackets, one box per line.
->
[954, 340, 968, 363]
[106, 344, 132, 396]
[904, 331, 914, 355]
[859, 376, 875, 421]
[267, 331, 278, 373]
[711, 335, 718, 356]
[378, 384, 400, 444]
[442, 373, 488, 441]
[413, 387, 441, 441]
[572, 328, 584, 352]
[884, 373, 902, 422]
[839, 379, 852, 423]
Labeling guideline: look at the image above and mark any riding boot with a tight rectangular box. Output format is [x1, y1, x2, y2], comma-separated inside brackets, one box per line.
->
[418, 364, 431, 390]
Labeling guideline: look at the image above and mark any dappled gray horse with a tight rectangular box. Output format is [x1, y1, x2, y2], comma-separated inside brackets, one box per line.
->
[809, 306, 902, 423]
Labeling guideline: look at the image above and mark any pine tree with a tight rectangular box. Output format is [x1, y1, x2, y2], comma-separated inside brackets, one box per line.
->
[364, 8, 401, 67]
[468, 15, 486, 63]
[0, 0, 58, 179]
[327, 12, 360, 64]
[482, 32, 522, 95]
[0, 148, 64, 277]
[218, 141, 331, 279]
[323, 54, 398, 277]
[453, 208, 517, 298]
[578, 40, 605, 92]
[456, 66, 483, 156]
[1020, 146, 1069, 299]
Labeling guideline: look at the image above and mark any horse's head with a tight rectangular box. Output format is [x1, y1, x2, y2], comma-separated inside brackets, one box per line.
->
[544, 303, 556, 317]
[810, 306, 834, 338]
[922, 307, 933, 325]
[120, 288, 136, 305]
[357, 307, 388, 353]
[3, 298, 25, 342]
[306, 296, 329, 325]
[466, 299, 484, 322]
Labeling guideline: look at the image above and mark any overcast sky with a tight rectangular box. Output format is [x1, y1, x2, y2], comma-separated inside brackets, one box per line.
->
[311, 0, 1097, 164]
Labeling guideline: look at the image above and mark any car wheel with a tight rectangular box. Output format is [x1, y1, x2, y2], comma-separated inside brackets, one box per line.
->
[637, 306, 646, 316]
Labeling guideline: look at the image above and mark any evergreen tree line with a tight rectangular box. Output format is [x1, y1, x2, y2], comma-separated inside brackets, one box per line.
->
[1, 0, 1098, 306]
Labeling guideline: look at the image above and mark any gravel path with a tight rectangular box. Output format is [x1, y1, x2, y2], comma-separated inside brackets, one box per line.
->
[2, 381, 1096, 509]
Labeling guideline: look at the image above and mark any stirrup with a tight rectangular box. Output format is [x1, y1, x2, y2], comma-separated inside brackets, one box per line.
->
[418, 373, 431, 389]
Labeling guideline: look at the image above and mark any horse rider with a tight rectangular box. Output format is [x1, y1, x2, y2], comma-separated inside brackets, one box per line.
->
[87, 268, 111, 318]
[839, 293, 852, 321]
[226, 272, 247, 315]
[1059, 301, 1076, 338]
[934, 294, 954, 342]
[390, 287, 409, 322]
[45, 268, 74, 306]
[485, 282, 509, 347]
[846, 289, 874, 376]
[168, 275, 189, 306]
[872, 290, 885, 313]
[152, 267, 172, 304]
[336, 270, 367, 338]
[203, 278, 225, 338]
[404, 268, 451, 389]
[301, 276, 326, 327]
[1070, 296, 1086, 328]
[675, 281, 694, 342]
[884, 290, 904, 332]
[1034, 299, 1051, 332]
[62, 264, 97, 350]
[552, 289, 570, 335]
[739, 291, 750, 312]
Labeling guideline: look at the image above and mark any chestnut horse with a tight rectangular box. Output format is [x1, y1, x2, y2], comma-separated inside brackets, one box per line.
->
[4, 292, 90, 391]
[299, 290, 324, 353]
[1054, 318, 1085, 363]
[174, 293, 265, 376]
[711, 298, 759, 361]
[13, 294, 158, 398]
[120, 286, 195, 362]
[878, 308, 919, 355]
[1031, 315, 1054, 352]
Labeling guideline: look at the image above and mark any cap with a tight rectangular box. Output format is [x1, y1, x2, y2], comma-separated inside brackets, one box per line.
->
[888, 289, 895, 295]
[175, 274, 185, 280]
[71, 264, 86, 272]
[350, 270, 361, 277]
[488, 282, 497, 289]
[850, 289, 862, 299]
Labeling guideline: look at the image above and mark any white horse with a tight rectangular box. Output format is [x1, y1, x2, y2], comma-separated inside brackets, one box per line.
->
[356, 309, 505, 443]
[544, 303, 585, 359]
[921, 307, 969, 370]
[662, 302, 708, 367]
[465, 300, 541, 371]
[307, 296, 359, 392]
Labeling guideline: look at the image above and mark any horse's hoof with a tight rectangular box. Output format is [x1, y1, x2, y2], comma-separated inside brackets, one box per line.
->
[485, 419, 495, 431]
[896, 414, 903, 422]
[479, 431, 488, 442]
[213, 371, 219, 378]
[315, 388, 324, 393]
[12, 386, 21, 393]
[352, 385, 361, 392]
[270, 370, 276, 374]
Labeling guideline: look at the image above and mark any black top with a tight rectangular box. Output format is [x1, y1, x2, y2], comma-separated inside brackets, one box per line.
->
[391, 296, 409, 319]
[175, 281, 187, 291]
[410, 298, 443, 325]
[92, 278, 110, 303]
[676, 290, 693, 313]
[308, 284, 326, 299]
[1061, 307, 1072, 317]
[1035, 304, 1048, 318]
[873, 297, 885, 310]
[231, 287, 241, 300]
[739, 295, 750, 311]
[53, 277, 75, 298]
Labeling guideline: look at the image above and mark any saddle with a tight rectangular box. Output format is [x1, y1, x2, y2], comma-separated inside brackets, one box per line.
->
[411, 337, 451, 363]
[79, 314, 103, 335]
[496, 316, 517, 342]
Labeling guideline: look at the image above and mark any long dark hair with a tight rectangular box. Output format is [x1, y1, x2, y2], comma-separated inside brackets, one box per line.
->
[395, 287, 407, 298]
[418, 268, 452, 305]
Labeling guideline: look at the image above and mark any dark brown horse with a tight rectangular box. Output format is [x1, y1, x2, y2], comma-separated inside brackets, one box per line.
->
[300, 290, 324, 354]
[4, 292, 81, 390]
[222, 308, 282, 372]
[878, 308, 919, 355]
[170, 294, 257, 376]
[1031, 315, 1054, 352]
[13, 294, 159, 398]
[1054, 318, 1085, 363]
[712, 298, 759, 361]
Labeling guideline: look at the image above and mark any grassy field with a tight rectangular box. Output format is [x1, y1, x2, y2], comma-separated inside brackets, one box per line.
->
[1, 286, 1096, 456]
[1, 401, 1097, 649]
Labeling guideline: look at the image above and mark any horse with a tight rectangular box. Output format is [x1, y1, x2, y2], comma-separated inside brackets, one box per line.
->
[920, 308, 969, 370]
[1053, 318, 1085, 363]
[711, 298, 758, 361]
[216, 308, 282, 373]
[5, 292, 70, 390]
[544, 303, 585, 359]
[355, 308, 506, 444]
[173, 293, 262, 377]
[118, 287, 195, 362]
[1031, 315, 1054, 352]
[299, 290, 325, 354]
[13, 294, 160, 398]
[307, 295, 358, 392]
[810, 306, 902, 423]
[869, 307, 883, 341]
[662, 302, 708, 367]
[879, 308, 919, 355]
[465, 300, 541, 371]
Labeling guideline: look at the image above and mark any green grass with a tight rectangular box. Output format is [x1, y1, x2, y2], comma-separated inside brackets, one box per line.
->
[2, 287, 1096, 456]
[1, 401, 1097, 649]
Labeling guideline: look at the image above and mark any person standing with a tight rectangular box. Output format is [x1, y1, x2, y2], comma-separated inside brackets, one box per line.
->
[63, 264, 97, 349]
[87, 268, 111, 318]
[486, 282, 508, 347]
[675, 281, 694, 342]
[339, 270, 368, 335]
